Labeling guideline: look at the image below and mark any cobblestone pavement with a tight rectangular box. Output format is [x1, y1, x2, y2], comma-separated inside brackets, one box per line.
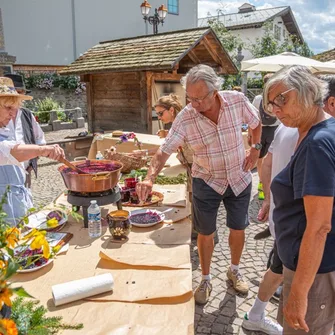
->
[31, 127, 278, 335]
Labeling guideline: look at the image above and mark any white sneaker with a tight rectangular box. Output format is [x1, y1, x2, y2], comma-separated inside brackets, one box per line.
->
[242, 313, 283, 335]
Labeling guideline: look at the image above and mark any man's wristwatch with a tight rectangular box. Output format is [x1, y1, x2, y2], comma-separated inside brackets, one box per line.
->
[251, 143, 262, 150]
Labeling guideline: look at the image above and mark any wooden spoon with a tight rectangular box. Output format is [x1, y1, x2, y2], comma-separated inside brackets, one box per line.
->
[59, 157, 88, 174]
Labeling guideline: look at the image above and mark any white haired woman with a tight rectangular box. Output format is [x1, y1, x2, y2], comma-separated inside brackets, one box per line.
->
[264, 65, 335, 334]
[0, 77, 65, 225]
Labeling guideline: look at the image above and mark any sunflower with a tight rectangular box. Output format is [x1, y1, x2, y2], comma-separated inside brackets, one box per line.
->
[4, 227, 20, 248]
[0, 319, 18, 335]
[0, 286, 12, 307]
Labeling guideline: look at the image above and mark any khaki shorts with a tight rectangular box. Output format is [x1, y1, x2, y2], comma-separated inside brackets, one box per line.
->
[278, 267, 335, 335]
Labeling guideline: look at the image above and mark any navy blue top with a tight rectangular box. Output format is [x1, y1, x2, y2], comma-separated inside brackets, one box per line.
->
[271, 118, 335, 273]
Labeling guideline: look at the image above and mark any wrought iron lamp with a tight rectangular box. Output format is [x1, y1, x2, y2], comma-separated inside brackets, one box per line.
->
[140, 1, 168, 35]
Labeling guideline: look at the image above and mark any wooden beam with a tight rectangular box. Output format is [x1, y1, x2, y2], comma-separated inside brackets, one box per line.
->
[86, 74, 94, 132]
[146, 72, 153, 134]
[80, 74, 90, 82]
[201, 36, 222, 66]
[188, 49, 201, 64]
[152, 72, 183, 81]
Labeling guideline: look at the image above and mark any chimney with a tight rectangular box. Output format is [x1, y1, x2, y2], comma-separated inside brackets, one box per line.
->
[238, 3, 256, 14]
[0, 8, 16, 75]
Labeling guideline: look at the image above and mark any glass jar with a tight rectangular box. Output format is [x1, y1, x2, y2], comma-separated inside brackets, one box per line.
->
[107, 210, 131, 240]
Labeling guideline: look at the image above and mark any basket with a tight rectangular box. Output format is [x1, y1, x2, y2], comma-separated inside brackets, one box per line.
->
[103, 150, 147, 173]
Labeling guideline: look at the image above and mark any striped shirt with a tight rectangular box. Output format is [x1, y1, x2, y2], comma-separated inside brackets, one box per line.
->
[161, 91, 260, 195]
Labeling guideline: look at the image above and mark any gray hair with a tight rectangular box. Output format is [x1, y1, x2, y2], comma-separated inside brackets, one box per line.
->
[180, 64, 224, 92]
[318, 74, 335, 101]
[263, 65, 329, 111]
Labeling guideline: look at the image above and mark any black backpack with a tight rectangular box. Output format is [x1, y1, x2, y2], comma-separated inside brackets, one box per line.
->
[259, 98, 277, 126]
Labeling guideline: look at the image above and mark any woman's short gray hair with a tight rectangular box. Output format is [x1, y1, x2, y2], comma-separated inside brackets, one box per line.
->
[263, 65, 329, 111]
[180, 64, 224, 92]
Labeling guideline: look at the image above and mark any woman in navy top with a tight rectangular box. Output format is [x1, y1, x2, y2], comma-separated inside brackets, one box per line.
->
[263, 66, 335, 335]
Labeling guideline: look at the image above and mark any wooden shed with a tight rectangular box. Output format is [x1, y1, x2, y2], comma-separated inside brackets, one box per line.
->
[60, 27, 237, 133]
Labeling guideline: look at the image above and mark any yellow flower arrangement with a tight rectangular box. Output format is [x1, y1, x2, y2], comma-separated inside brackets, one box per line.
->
[4, 228, 19, 249]
[0, 188, 83, 333]
[0, 286, 12, 308]
[0, 319, 18, 335]
[23, 229, 50, 259]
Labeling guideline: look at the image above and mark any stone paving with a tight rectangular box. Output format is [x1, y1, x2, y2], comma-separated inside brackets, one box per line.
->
[31, 127, 278, 335]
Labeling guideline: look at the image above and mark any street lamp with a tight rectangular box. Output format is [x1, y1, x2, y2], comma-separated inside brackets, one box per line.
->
[140, 1, 168, 35]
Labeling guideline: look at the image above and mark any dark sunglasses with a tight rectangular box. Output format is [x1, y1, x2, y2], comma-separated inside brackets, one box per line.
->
[156, 109, 167, 117]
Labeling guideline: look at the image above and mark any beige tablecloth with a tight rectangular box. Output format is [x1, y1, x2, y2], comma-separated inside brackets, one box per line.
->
[13, 187, 193, 334]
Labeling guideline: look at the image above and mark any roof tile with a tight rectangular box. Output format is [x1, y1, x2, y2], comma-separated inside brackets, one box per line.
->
[60, 28, 211, 75]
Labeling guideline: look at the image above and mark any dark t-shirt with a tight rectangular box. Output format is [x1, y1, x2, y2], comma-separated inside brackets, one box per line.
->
[271, 118, 335, 273]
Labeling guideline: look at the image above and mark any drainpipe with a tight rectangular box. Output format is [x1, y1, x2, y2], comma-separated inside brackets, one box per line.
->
[71, 0, 77, 60]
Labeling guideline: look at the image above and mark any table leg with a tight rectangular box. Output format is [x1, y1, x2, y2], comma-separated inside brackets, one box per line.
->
[82, 206, 89, 228]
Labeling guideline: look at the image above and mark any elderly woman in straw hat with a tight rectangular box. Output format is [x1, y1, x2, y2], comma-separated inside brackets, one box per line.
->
[0, 77, 65, 225]
[264, 65, 335, 334]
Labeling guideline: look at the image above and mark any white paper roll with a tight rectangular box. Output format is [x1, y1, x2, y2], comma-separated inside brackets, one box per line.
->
[52, 273, 114, 306]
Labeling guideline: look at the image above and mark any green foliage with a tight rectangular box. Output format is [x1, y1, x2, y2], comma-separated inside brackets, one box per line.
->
[124, 169, 187, 185]
[206, 17, 243, 56]
[34, 97, 63, 112]
[247, 78, 263, 89]
[205, 16, 244, 88]
[247, 21, 313, 58]
[54, 75, 79, 90]
[220, 75, 240, 90]
[29, 97, 64, 123]
[11, 297, 83, 335]
[56, 111, 70, 122]
[17, 72, 82, 91]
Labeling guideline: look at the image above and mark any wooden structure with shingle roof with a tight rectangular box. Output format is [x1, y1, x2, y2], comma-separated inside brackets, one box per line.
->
[314, 48, 335, 62]
[60, 27, 237, 133]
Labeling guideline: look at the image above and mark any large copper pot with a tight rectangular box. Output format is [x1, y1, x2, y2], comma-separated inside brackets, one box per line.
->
[58, 159, 123, 193]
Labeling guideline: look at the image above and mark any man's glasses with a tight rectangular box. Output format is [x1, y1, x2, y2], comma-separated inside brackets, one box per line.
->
[156, 109, 167, 117]
[186, 90, 213, 104]
[267, 88, 295, 114]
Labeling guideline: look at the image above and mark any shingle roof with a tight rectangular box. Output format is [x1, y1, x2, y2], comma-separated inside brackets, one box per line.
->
[314, 48, 335, 62]
[199, 6, 287, 28]
[198, 6, 303, 42]
[60, 27, 236, 75]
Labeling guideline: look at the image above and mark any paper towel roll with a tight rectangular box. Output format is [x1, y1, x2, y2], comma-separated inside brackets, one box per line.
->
[52, 273, 114, 306]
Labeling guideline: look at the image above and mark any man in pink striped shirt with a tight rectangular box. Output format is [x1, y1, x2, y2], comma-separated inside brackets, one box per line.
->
[137, 65, 261, 304]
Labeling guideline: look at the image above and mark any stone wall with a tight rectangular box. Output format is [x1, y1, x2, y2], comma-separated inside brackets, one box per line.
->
[28, 87, 87, 117]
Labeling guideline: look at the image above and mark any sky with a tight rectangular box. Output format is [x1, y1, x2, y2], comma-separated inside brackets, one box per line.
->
[198, 0, 335, 55]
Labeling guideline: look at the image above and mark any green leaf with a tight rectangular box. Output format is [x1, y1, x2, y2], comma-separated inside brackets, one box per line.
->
[4, 260, 19, 279]
[7, 247, 14, 258]
[12, 286, 35, 299]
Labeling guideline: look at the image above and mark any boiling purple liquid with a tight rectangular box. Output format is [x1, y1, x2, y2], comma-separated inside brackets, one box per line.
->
[63, 161, 121, 174]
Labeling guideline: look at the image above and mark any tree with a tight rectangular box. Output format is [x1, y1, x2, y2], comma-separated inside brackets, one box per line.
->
[206, 16, 244, 89]
[247, 21, 313, 58]
[206, 16, 243, 57]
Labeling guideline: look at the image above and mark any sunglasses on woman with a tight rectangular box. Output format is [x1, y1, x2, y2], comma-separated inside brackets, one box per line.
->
[156, 109, 167, 117]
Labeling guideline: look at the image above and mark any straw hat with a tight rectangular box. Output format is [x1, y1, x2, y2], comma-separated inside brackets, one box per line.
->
[0, 77, 32, 100]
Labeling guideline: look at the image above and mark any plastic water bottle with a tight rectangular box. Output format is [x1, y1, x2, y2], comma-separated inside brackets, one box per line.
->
[88, 200, 102, 238]
[96, 151, 103, 160]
